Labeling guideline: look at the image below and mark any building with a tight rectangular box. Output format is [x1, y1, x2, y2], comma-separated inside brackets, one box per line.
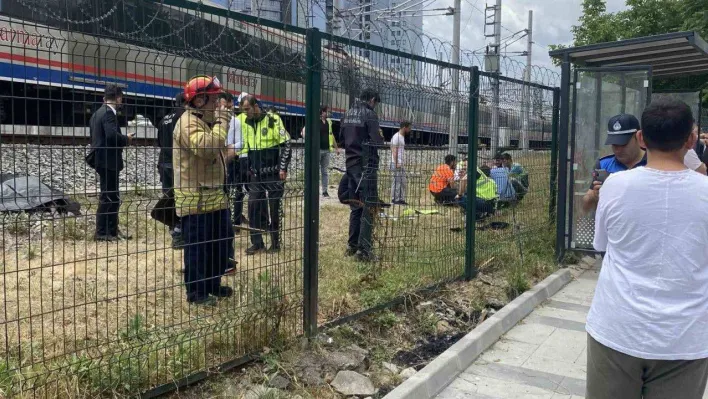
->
[333, 0, 423, 79]
[207, 0, 293, 24]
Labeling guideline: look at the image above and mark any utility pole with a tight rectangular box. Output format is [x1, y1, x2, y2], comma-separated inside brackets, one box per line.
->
[325, 0, 334, 34]
[448, 0, 461, 154]
[438, 52, 444, 89]
[521, 9, 533, 151]
[485, 0, 502, 155]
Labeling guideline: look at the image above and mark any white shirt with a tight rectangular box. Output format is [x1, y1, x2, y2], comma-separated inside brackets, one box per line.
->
[684, 149, 703, 171]
[391, 132, 405, 165]
[588, 167, 708, 360]
[106, 104, 117, 115]
[227, 115, 246, 158]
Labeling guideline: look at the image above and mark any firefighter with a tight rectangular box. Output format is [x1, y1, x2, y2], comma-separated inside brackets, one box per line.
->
[173, 75, 236, 305]
[240, 95, 292, 255]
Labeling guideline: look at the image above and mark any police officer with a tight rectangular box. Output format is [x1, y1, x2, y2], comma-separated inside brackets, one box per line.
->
[226, 93, 251, 228]
[173, 75, 235, 305]
[582, 114, 647, 213]
[339, 89, 387, 262]
[156, 93, 186, 247]
[241, 95, 292, 255]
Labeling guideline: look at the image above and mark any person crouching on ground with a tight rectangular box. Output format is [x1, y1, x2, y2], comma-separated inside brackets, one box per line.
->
[587, 98, 708, 398]
[173, 75, 236, 305]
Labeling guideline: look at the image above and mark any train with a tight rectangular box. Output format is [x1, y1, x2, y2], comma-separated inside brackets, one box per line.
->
[0, 0, 554, 147]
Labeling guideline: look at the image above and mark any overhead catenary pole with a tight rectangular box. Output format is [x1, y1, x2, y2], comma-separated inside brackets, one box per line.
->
[521, 9, 533, 151]
[448, 0, 462, 154]
[489, 0, 502, 156]
[325, 0, 334, 34]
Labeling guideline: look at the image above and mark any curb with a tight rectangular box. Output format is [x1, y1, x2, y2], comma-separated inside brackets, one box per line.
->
[383, 268, 573, 399]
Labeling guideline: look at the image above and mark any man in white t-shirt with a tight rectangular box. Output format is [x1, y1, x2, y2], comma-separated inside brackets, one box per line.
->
[588, 98, 708, 398]
[390, 121, 411, 205]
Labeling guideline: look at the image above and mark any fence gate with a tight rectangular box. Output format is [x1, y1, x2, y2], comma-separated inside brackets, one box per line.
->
[568, 66, 652, 250]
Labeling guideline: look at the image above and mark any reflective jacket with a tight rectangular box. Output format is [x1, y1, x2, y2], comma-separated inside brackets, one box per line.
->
[476, 167, 498, 201]
[242, 113, 292, 175]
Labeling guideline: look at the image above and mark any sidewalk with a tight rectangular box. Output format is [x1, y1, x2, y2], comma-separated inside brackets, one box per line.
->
[436, 263, 707, 399]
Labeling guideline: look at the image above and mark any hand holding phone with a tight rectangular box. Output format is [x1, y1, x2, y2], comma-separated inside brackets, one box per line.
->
[594, 169, 609, 183]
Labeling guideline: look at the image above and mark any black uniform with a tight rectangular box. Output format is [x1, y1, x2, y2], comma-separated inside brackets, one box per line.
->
[339, 99, 383, 256]
[156, 108, 185, 193]
[156, 108, 185, 239]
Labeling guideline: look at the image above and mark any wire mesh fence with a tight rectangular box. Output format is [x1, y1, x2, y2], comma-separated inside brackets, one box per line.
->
[0, 0, 559, 397]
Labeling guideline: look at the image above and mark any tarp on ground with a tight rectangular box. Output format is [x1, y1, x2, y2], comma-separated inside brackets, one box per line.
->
[0, 174, 81, 214]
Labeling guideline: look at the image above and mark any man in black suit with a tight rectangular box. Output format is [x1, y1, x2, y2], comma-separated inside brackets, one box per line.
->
[89, 84, 134, 241]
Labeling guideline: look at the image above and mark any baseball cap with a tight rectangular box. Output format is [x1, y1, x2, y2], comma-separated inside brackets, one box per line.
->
[605, 114, 640, 146]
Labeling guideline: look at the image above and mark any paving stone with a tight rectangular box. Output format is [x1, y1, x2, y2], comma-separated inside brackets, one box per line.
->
[503, 322, 556, 345]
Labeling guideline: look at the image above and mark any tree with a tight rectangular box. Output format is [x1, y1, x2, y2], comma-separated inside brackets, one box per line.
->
[551, 0, 708, 104]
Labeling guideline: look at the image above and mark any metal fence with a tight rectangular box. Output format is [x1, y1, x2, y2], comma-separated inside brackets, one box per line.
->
[0, 0, 559, 397]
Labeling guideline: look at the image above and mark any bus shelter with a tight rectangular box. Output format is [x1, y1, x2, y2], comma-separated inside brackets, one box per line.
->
[549, 31, 708, 257]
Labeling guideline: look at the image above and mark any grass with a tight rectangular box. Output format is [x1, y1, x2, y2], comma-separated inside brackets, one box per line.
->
[0, 150, 558, 398]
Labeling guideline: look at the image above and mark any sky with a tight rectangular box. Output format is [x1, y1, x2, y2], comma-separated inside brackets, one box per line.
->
[422, 0, 629, 74]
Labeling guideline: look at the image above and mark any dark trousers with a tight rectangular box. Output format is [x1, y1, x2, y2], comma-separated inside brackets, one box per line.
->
[457, 196, 496, 218]
[96, 167, 121, 237]
[227, 158, 249, 225]
[247, 174, 284, 246]
[432, 186, 458, 204]
[181, 209, 234, 299]
[346, 166, 375, 255]
[587, 334, 708, 399]
[158, 164, 181, 234]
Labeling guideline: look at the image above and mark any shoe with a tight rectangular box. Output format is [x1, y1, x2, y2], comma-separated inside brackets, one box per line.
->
[223, 258, 238, 275]
[344, 246, 357, 257]
[354, 251, 379, 263]
[322, 192, 330, 198]
[94, 234, 118, 242]
[187, 295, 216, 306]
[246, 244, 266, 255]
[267, 243, 281, 254]
[211, 286, 234, 298]
[394, 200, 409, 206]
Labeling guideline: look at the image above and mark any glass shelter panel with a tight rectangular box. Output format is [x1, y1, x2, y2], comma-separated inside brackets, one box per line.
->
[570, 68, 650, 250]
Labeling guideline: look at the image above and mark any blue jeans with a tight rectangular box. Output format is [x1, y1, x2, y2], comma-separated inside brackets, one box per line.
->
[181, 209, 234, 300]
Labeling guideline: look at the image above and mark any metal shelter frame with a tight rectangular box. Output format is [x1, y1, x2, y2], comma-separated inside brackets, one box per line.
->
[549, 31, 708, 260]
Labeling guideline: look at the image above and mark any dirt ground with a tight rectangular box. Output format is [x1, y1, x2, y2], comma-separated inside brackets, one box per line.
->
[0, 151, 556, 398]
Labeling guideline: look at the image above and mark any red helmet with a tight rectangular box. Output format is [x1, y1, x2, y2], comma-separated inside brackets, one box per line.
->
[183, 75, 223, 102]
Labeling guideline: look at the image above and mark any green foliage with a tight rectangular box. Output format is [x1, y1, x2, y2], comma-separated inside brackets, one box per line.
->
[552, 0, 708, 100]
[373, 310, 399, 330]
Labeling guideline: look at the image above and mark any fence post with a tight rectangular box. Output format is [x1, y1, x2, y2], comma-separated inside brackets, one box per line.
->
[303, 28, 322, 338]
[555, 57, 571, 263]
[464, 66, 480, 281]
[549, 87, 560, 223]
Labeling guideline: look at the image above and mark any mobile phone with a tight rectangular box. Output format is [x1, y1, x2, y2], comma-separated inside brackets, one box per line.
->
[594, 169, 609, 183]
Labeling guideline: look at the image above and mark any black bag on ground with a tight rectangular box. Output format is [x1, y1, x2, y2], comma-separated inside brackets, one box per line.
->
[151, 190, 178, 229]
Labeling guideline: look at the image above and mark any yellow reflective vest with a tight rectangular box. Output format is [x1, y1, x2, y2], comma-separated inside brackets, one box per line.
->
[327, 118, 335, 151]
[242, 113, 291, 174]
[476, 167, 498, 200]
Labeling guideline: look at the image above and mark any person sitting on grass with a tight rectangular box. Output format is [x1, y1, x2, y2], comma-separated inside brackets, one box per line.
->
[501, 153, 528, 200]
[429, 154, 459, 205]
[490, 153, 516, 203]
[456, 165, 498, 219]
